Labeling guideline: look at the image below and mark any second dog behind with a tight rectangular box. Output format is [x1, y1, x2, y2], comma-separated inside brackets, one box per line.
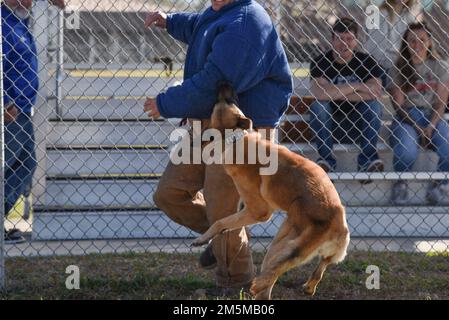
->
[192, 83, 350, 300]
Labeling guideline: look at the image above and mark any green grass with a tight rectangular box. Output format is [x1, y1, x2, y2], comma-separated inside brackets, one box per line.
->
[1, 250, 448, 300]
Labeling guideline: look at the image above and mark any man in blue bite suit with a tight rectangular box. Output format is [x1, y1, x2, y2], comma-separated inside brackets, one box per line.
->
[144, 0, 293, 297]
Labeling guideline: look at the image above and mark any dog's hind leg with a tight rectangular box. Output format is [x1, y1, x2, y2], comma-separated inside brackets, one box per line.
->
[250, 220, 296, 300]
[303, 228, 349, 295]
[251, 222, 326, 300]
[302, 256, 333, 296]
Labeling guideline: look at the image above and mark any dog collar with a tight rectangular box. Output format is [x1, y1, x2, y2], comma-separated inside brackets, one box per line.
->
[225, 130, 247, 145]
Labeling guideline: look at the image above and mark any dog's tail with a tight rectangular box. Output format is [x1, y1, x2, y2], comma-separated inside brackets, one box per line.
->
[217, 81, 238, 105]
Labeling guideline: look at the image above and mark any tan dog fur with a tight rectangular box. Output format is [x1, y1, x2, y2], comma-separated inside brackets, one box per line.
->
[192, 84, 350, 300]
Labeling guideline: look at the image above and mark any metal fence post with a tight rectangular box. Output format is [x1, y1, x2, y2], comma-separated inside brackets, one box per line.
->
[0, 1, 6, 292]
[31, 0, 50, 211]
[55, 8, 64, 118]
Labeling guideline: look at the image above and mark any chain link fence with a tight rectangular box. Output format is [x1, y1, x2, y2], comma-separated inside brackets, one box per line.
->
[2, 0, 449, 294]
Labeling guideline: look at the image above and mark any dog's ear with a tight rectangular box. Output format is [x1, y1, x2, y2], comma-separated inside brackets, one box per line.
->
[237, 116, 253, 130]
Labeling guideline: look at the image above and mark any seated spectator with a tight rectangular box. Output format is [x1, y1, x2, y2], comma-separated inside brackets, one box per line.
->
[363, 0, 418, 88]
[389, 22, 449, 205]
[309, 17, 384, 175]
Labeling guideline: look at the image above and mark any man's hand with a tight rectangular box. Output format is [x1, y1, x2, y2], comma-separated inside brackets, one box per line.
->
[144, 97, 161, 119]
[49, 0, 66, 9]
[421, 126, 434, 149]
[145, 11, 168, 29]
[4, 104, 18, 123]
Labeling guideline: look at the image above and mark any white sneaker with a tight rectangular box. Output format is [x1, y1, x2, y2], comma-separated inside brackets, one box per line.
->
[426, 183, 448, 205]
[391, 180, 409, 205]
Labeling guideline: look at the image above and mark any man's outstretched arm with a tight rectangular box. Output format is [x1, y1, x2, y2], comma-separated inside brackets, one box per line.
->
[145, 11, 200, 44]
[155, 33, 265, 119]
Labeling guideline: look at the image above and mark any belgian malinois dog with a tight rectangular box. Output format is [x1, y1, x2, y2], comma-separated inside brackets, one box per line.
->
[192, 83, 350, 300]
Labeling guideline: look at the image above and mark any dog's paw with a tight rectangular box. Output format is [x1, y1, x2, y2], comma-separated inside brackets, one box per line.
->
[302, 282, 316, 296]
[191, 237, 208, 247]
[250, 277, 266, 296]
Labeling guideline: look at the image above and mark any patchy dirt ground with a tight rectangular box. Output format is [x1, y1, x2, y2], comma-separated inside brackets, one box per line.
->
[1, 251, 448, 300]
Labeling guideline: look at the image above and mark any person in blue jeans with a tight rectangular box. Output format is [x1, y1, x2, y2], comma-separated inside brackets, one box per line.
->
[2, 0, 65, 244]
[309, 17, 384, 174]
[389, 22, 449, 205]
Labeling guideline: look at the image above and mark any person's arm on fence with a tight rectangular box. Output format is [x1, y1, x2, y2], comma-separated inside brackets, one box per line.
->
[145, 11, 200, 44]
[154, 32, 268, 119]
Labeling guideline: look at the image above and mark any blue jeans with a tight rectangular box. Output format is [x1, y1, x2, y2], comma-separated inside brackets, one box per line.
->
[4, 113, 37, 215]
[309, 100, 382, 170]
[390, 107, 449, 173]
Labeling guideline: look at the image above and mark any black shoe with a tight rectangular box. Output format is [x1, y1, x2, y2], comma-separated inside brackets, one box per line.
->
[316, 159, 334, 173]
[199, 243, 217, 270]
[4, 228, 26, 244]
[360, 159, 384, 185]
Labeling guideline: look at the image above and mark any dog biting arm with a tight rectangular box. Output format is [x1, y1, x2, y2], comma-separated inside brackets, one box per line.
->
[156, 32, 264, 119]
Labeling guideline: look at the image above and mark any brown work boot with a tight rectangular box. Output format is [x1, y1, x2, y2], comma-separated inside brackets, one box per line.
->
[199, 243, 217, 270]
